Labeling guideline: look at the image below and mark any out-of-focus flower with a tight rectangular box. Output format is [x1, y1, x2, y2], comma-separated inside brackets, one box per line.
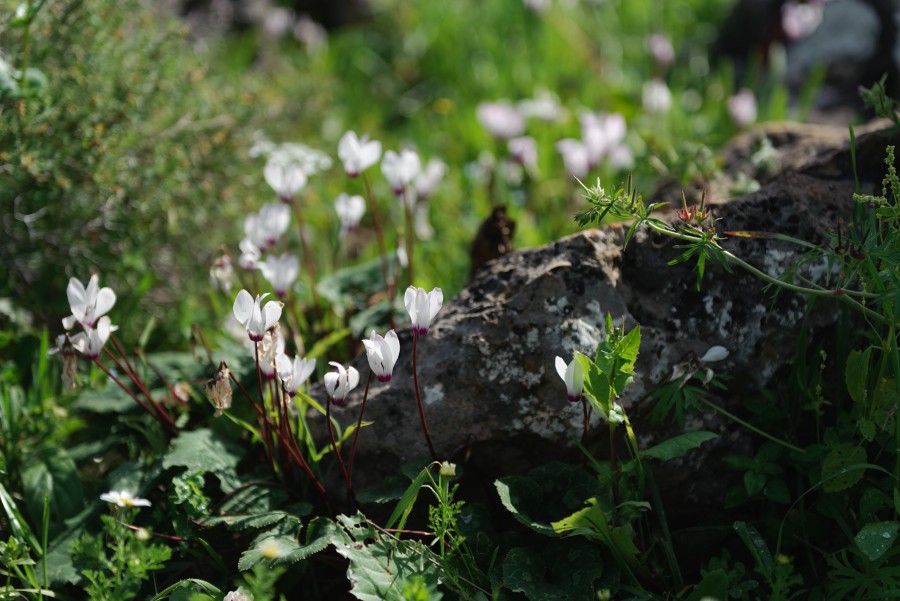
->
[404, 286, 443, 336]
[100, 490, 151, 508]
[523, 0, 551, 12]
[259, 253, 300, 298]
[324, 361, 360, 406]
[554, 355, 584, 402]
[63, 275, 116, 330]
[556, 139, 590, 179]
[262, 7, 294, 39]
[70, 316, 113, 360]
[276, 354, 316, 397]
[206, 361, 233, 415]
[334, 193, 366, 237]
[209, 254, 234, 293]
[238, 239, 262, 270]
[727, 88, 758, 128]
[338, 131, 382, 177]
[294, 14, 328, 51]
[642, 78, 672, 113]
[233, 290, 283, 342]
[224, 587, 253, 601]
[581, 112, 627, 168]
[414, 159, 446, 200]
[363, 329, 400, 382]
[518, 90, 566, 122]
[264, 158, 307, 202]
[477, 101, 526, 140]
[414, 202, 434, 240]
[781, 0, 825, 40]
[647, 33, 675, 67]
[508, 136, 539, 175]
[245, 203, 291, 249]
[264, 142, 332, 176]
[382, 149, 422, 196]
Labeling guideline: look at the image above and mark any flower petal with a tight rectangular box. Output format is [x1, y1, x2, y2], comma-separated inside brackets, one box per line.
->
[699, 345, 729, 363]
[555, 356, 567, 381]
[233, 289, 254, 324]
[93, 287, 117, 320]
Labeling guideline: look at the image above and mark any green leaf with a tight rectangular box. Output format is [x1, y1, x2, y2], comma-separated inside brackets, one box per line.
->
[854, 521, 900, 562]
[496, 463, 607, 536]
[858, 418, 877, 442]
[386, 466, 432, 530]
[821, 444, 867, 493]
[845, 349, 871, 404]
[763, 479, 790, 504]
[501, 540, 604, 600]
[743, 471, 766, 497]
[550, 499, 640, 570]
[734, 521, 774, 575]
[641, 431, 717, 461]
[684, 569, 729, 601]
[163, 428, 245, 476]
[22, 446, 84, 523]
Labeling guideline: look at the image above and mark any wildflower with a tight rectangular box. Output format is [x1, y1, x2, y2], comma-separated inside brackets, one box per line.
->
[439, 461, 457, 477]
[224, 587, 253, 601]
[404, 286, 443, 336]
[276, 354, 316, 397]
[608, 402, 626, 425]
[642, 78, 672, 113]
[518, 89, 566, 122]
[324, 361, 360, 406]
[259, 253, 300, 298]
[264, 158, 307, 202]
[232, 289, 283, 342]
[556, 139, 590, 179]
[476, 101, 525, 139]
[338, 131, 382, 177]
[727, 88, 758, 128]
[555, 355, 585, 402]
[294, 15, 328, 50]
[244, 203, 291, 249]
[63, 274, 116, 330]
[206, 361, 233, 415]
[700, 345, 729, 363]
[382, 149, 421, 196]
[257, 327, 285, 380]
[414, 159, 446, 201]
[334, 193, 366, 237]
[209, 254, 234, 293]
[100, 490, 151, 508]
[258, 538, 286, 560]
[781, 0, 825, 40]
[135, 528, 151, 541]
[262, 141, 332, 175]
[237, 239, 262, 270]
[669, 345, 730, 387]
[363, 329, 400, 382]
[647, 33, 675, 67]
[508, 136, 539, 175]
[581, 112, 627, 168]
[70, 316, 113, 360]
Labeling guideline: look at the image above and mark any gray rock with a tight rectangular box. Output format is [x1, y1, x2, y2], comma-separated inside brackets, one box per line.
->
[316, 120, 892, 509]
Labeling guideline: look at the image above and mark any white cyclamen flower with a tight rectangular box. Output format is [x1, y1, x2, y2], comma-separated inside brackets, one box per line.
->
[508, 136, 538, 175]
[264, 158, 308, 202]
[382, 149, 421, 196]
[245, 203, 291, 249]
[476, 101, 525, 140]
[63, 274, 116, 330]
[100, 490, 151, 508]
[276, 354, 316, 397]
[338, 131, 382, 177]
[414, 159, 446, 201]
[642, 78, 672, 113]
[233, 289, 283, 342]
[699, 345, 729, 363]
[259, 253, 300, 298]
[70, 316, 113, 360]
[556, 139, 590, 179]
[334, 193, 366, 237]
[555, 355, 585, 402]
[238, 238, 262, 270]
[324, 361, 360, 406]
[647, 33, 675, 67]
[363, 329, 400, 382]
[727, 88, 758, 128]
[404, 286, 443, 336]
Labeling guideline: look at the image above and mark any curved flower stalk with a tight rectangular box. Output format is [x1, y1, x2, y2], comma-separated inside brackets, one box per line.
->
[338, 131, 382, 177]
[63, 274, 116, 329]
[406, 286, 443, 460]
[233, 290, 283, 342]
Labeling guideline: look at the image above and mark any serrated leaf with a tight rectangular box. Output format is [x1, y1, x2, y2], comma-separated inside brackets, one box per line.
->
[203, 511, 288, 531]
[642, 431, 717, 461]
[845, 349, 871, 404]
[821, 444, 867, 493]
[163, 428, 245, 475]
[238, 535, 304, 571]
[854, 521, 900, 561]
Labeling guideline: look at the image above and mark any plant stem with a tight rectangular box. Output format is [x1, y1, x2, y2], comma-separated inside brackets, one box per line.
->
[103, 345, 175, 431]
[325, 396, 354, 504]
[412, 333, 438, 460]
[290, 199, 320, 309]
[348, 371, 373, 478]
[363, 171, 396, 318]
[254, 341, 277, 474]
